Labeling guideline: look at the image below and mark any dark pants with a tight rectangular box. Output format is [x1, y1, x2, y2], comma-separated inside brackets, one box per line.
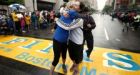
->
[83, 31, 94, 57]
[52, 39, 67, 67]
[32, 21, 38, 30]
[68, 40, 83, 64]
[133, 22, 139, 30]
[15, 21, 20, 32]
[25, 25, 30, 31]
[50, 19, 54, 24]
[0, 27, 8, 35]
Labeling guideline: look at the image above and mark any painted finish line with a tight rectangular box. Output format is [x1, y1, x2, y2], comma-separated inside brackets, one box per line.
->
[0, 36, 140, 75]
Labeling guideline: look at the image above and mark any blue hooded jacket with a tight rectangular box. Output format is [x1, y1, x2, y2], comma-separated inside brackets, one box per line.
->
[53, 10, 79, 43]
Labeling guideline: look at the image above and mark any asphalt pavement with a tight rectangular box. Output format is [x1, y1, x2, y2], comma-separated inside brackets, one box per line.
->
[92, 14, 140, 53]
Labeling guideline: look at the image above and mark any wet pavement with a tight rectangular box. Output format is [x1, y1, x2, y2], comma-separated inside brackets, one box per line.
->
[92, 14, 140, 53]
[0, 56, 62, 75]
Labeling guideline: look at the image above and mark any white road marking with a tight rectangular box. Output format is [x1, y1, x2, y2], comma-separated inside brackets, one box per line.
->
[104, 27, 109, 40]
[116, 39, 121, 42]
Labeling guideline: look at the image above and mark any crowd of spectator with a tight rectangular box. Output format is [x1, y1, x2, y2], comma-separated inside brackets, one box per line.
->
[111, 11, 140, 31]
[0, 10, 56, 35]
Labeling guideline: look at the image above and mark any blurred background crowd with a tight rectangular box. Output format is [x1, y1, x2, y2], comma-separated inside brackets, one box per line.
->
[0, 5, 57, 35]
[110, 10, 140, 31]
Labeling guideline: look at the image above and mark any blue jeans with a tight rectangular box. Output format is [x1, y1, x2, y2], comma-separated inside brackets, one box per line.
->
[32, 21, 38, 30]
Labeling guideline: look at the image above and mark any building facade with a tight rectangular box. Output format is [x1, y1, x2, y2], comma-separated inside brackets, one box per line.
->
[106, 0, 113, 6]
[0, 0, 98, 14]
[0, 0, 61, 14]
[136, 0, 140, 6]
[80, 0, 98, 10]
[0, 5, 8, 15]
[89, 0, 98, 10]
[24, 0, 62, 12]
[114, 0, 140, 10]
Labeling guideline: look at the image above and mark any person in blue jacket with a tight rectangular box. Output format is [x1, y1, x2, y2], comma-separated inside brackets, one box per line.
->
[49, 1, 81, 75]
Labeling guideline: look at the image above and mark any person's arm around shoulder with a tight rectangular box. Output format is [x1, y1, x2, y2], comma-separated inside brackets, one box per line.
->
[56, 18, 83, 30]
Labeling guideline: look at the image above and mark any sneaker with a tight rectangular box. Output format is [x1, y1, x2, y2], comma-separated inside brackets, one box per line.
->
[73, 70, 79, 75]
[83, 50, 88, 58]
[22, 30, 26, 33]
[70, 64, 76, 72]
[49, 66, 55, 75]
[83, 51, 93, 62]
[72, 65, 79, 75]
[84, 57, 93, 62]
[62, 64, 67, 73]
[49, 69, 53, 75]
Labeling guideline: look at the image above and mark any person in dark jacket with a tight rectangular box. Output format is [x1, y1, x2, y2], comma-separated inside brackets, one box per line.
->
[83, 15, 96, 60]
[80, 3, 96, 61]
